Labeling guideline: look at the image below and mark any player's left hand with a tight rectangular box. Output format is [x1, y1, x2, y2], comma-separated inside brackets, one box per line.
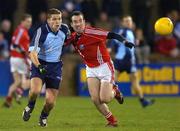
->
[38, 65, 47, 75]
[124, 41, 135, 49]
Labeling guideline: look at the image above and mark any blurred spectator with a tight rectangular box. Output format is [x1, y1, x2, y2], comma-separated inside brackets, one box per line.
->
[0, 31, 9, 60]
[95, 12, 112, 31]
[29, 11, 47, 39]
[135, 28, 150, 64]
[58, 0, 82, 23]
[158, 0, 180, 17]
[0, 19, 12, 47]
[102, 0, 123, 17]
[80, 0, 99, 26]
[130, 0, 153, 40]
[102, 0, 123, 28]
[167, 10, 180, 49]
[59, 0, 78, 12]
[154, 35, 179, 57]
[0, 0, 17, 23]
[26, 0, 48, 24]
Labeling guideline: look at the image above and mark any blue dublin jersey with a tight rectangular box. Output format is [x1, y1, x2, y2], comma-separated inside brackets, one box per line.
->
[110, 27, 137, 73]
[29, 22, 69, 62]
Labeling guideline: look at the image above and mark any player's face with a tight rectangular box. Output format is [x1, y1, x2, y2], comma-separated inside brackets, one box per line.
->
[47, 14, 62, 32]
[24, 17, 32, 30]
[122, 16, 133, 29]
[71, 15, 85, 34]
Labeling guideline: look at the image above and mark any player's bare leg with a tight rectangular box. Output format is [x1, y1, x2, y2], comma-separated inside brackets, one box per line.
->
[39, 88, 58, 127]
[100, 81, 124, 126]
[15, 75, 30, 104]
[100, 81, 123, 104]
[130, 72, 155, 107]
[114, 71, 124, 104]
[3, 72, 22, 107]
[88, 78, 110, 114]
[130, 72, 144, 98]
[87, 78, 117, 127]
[22, 78, 42, 121]
[100, 81, 114, 103]
[16, 75, 31, 103]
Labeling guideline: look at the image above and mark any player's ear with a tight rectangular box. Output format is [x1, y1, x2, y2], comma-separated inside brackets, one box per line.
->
[47, 18, 50, 23]
[70, 22, 73, 27]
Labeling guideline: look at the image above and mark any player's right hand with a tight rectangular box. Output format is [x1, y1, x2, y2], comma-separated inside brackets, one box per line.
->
[38, 65, 47, 75]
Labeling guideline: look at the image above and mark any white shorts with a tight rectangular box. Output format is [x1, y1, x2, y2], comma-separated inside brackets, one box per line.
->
[86, 62, 115, 83]
[10, 57, 28, 74]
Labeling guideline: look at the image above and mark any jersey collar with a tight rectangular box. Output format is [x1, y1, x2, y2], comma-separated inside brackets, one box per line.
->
[45, 22, 59, 35]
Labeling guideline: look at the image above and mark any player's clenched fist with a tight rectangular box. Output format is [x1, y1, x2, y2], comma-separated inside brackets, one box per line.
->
[38, 65, 47, 74]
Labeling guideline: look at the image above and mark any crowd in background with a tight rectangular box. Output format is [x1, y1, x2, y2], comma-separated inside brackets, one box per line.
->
[0, 0, 180, 64]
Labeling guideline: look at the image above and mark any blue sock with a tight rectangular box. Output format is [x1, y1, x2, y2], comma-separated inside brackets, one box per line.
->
[139, 98, 145, 102]
[40, 110, 49, 119]
[28, 100, 36, 109]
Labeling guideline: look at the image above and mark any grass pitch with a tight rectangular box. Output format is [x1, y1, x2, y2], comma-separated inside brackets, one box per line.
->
[0, 97, 180, 131]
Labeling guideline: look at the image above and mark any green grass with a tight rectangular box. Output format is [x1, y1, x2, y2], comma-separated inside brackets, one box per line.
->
[0, 97, 180, 131]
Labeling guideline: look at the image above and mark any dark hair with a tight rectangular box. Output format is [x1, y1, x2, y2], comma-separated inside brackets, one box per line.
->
[70, 11, 84, 22]
[21, 14, 32, 21]
[47, 8, 61, 19]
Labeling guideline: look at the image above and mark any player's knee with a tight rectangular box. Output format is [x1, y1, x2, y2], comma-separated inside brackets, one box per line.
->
[13, 80, 21, 87]
[30, 87, 41, 95]
[21, 81, 27, 88]
[91, 96, 100, 104]
[100, 96, 111, 103]
[46, 100, 55, 109]
[132, 85, 138, 90]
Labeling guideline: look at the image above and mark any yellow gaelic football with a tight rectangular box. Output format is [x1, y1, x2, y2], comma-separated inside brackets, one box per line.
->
[154, 17, 174, 35]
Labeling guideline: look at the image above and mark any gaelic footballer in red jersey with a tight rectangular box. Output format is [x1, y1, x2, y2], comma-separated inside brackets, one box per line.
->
[10, 18, 31, 58]
[3, 14, 32, 108]
[66, 11, 134, 127]
[68, 26, 111, 67]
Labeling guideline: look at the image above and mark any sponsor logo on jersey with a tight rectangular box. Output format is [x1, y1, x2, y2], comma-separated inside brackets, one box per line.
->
[79, 44, 84, 50]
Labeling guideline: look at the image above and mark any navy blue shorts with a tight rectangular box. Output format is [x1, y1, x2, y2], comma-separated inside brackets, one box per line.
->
[30, 59, 63, 89]
[114, 53, 137, 74]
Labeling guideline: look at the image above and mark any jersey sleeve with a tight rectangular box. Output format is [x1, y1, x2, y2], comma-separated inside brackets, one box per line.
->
[13, 28, 24, 45]
[29, 27, 42, 53]
[19, 32, 30, 52]
[108, 29, 122, 48]
[85, 27, 109, 39]
[11, 28, 30, 53]
[61, 23, 71, 40]
[126, 30, 135, 43]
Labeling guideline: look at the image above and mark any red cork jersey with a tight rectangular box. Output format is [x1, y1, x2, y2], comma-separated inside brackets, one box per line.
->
[66, 26, 111, 67]
[10, 25, 30, 58]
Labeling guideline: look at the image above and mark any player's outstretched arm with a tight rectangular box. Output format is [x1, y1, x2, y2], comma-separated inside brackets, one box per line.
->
[107, 32, 135, 48]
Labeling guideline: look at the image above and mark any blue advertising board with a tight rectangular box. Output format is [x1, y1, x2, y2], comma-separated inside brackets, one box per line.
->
[77, 64, 180, 96]
[0, 60, 13, 96]
[0, 60, 44, 96]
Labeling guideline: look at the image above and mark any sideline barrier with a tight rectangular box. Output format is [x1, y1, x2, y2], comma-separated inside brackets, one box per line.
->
[0, 60, 44, 96]
[1, 61, 180, 97]
[0, 60, 13, 96]
[77, 64, 180, 96]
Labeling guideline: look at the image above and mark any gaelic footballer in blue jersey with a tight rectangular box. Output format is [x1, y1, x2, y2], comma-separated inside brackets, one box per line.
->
[109, 15, 155, 108]
[22, 8, 69, 127]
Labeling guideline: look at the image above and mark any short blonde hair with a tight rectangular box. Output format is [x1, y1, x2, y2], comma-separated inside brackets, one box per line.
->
[47, 8, 61, 19]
